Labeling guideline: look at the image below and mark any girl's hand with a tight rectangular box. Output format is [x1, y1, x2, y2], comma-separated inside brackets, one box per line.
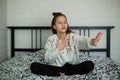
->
[91, 32, 103, 46]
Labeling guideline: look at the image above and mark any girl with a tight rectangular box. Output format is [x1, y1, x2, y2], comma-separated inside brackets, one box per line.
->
[30, 12, 103, 77]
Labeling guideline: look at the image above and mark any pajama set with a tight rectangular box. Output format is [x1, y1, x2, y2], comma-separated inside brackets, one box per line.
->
[30, 33, 94, 76]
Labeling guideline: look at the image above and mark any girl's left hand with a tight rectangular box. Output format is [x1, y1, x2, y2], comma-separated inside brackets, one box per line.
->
[91, 32, 103, 46]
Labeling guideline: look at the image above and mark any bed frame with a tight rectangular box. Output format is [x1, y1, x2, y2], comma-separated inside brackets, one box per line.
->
[7, 26, 114, 58]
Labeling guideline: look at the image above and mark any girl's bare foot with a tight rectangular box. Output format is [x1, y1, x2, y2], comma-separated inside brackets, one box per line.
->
[59, 72, 65, 78]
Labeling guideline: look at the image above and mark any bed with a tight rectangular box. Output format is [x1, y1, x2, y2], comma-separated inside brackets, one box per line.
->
[0, 26, 120, 80]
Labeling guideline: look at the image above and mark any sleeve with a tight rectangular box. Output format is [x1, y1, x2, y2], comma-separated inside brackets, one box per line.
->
[44, 36, 60, 64]
[74, 34, 94, 50]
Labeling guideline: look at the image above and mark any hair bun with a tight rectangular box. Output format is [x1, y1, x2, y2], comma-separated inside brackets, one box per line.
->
[52, 12, 62, 17]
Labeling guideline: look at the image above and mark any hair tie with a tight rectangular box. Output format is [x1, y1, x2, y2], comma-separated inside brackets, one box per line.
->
[52, 12, 62, 17]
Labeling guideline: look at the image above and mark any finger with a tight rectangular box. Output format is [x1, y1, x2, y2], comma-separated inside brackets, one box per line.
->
[93, 32, 103, 46]
[95, 32, 103, 42]
[95, 32, 103, 39]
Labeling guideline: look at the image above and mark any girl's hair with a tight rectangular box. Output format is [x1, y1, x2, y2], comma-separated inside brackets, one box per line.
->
[51, 12, 72, 34]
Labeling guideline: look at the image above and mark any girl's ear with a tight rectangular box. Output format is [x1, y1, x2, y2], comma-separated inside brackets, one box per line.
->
[53, 25, 56, 30]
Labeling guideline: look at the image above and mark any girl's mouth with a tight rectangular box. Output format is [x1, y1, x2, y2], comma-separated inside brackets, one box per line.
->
[62, 27, 66, 29]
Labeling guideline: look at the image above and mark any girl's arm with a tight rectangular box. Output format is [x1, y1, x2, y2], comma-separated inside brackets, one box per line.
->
[75, 32, 103, 50]
[44, 37, 60, 64]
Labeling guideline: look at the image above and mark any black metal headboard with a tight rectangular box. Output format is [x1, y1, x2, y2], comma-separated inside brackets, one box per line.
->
[7, 26, 114, 58]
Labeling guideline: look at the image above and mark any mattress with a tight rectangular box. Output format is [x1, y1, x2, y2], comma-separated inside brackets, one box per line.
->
[0, 49, 120, 80]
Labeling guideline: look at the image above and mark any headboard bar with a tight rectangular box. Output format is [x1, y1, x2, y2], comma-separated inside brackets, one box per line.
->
[7, 26, 114, 58]
[8, 26, 114, 29]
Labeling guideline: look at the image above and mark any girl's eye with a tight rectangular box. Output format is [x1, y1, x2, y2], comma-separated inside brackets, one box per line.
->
[58, 22, 67, 24]
[64, 22, 67, 24]
[58, 22, 62, 24]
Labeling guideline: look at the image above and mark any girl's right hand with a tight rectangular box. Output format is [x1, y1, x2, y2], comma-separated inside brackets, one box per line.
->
[91, 32, 103, 46]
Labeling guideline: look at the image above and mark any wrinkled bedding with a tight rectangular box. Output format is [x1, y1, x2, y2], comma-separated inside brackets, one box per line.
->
[0, 49, 120, 80]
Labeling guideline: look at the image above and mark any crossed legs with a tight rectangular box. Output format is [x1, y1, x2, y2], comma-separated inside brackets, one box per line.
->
[30, 61, 94, 76]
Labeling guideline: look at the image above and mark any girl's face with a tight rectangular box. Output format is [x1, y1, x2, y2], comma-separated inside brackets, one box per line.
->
[53, 16, 68, 34]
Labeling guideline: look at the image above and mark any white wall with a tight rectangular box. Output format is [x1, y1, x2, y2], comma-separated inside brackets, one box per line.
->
[0, 0, 7, 63]
[7, 0, 120, 63]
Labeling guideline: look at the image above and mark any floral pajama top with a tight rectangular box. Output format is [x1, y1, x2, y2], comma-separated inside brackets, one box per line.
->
[44, 33, 93, 67]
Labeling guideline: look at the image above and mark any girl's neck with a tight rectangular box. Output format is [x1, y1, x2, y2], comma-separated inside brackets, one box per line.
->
[57, 32, 67, 40]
